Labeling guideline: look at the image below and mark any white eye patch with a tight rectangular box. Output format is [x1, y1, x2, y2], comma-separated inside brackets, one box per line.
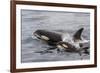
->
[41, 35, 49, 40]
[62, 44, 68, 48]
[57, 45, 63, 49]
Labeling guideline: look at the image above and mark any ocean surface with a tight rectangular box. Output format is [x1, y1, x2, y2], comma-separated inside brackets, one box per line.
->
[21, 9, 90, 63]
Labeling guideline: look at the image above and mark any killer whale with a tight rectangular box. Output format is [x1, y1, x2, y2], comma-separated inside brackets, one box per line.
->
[33, 28, 89, 55]
[56, 41, 89, 55]
[34, 30, 62, 46]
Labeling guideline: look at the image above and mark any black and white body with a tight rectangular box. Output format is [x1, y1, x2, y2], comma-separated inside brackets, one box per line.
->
[33, 30, 62, 46]
[33, 28, 90, 55]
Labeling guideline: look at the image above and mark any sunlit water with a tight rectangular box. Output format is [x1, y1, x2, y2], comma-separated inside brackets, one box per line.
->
[21, 10, 90, 63]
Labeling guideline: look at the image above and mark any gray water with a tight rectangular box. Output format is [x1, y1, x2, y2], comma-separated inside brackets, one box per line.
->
[21, 9, 90, 63]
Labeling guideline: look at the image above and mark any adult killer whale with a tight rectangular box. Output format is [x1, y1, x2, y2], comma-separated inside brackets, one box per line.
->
[33, 28, 90, 55]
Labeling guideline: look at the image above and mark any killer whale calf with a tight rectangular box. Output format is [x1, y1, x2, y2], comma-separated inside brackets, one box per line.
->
[56, 41, 89, 55]
[33, 28, 89, 55]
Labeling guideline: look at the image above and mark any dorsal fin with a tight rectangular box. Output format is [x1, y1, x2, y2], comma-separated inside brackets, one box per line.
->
[73, 28, 84, 42]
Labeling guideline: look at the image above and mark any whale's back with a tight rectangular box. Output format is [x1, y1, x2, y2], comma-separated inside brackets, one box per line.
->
[34, 30, 62, 43]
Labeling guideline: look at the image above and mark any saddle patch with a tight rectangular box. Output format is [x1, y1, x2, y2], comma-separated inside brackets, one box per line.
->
[62, 44, 68, 48]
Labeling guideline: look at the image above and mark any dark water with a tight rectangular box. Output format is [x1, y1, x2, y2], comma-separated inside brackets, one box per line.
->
[21, 10, 90, 63]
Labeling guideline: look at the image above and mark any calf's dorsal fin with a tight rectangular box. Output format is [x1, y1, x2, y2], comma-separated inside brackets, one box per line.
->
[73, 28, 84, 42]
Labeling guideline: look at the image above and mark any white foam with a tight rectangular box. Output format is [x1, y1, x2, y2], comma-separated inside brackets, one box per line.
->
[62, 33, 72, 42]
[62, 33, 90, 50]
